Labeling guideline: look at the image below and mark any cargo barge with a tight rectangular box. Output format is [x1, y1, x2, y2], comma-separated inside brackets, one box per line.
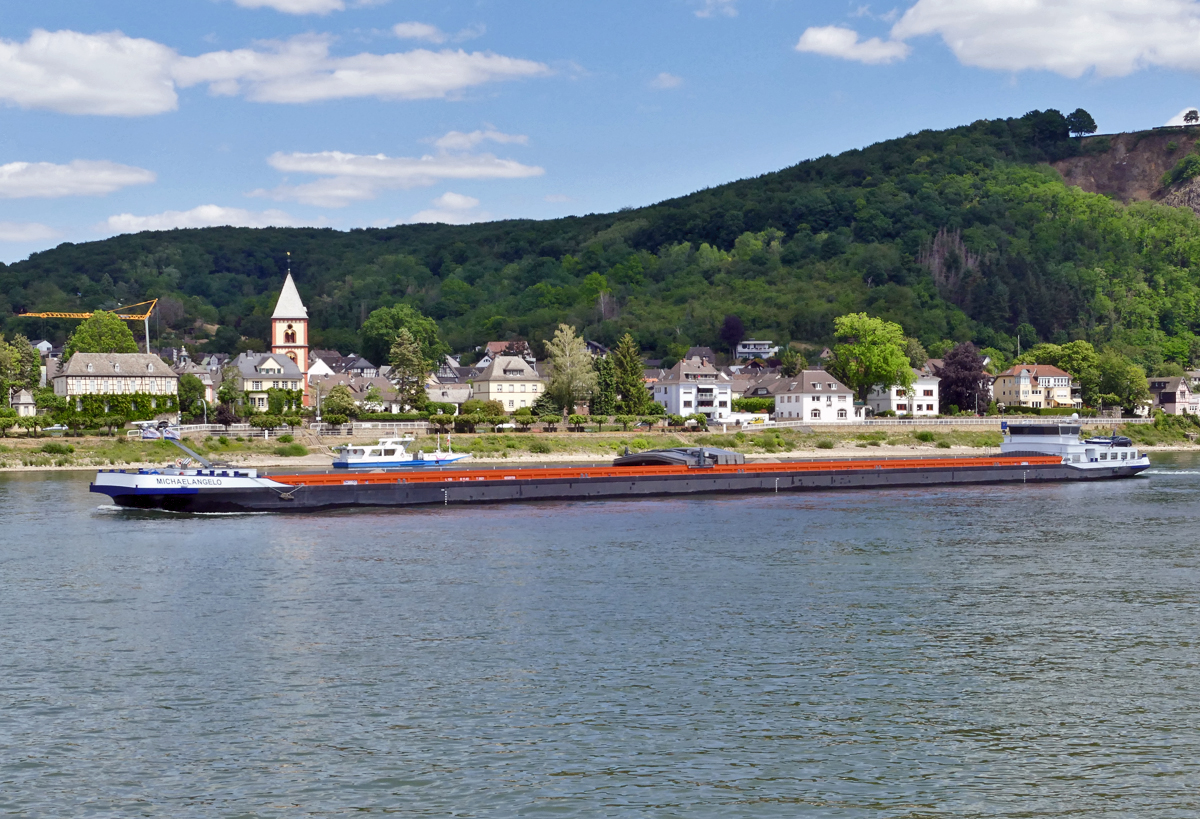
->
[91, 423, 1150, 514]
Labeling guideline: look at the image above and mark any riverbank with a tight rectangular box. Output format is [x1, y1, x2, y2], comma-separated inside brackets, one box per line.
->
[1, 426, 1194, 472]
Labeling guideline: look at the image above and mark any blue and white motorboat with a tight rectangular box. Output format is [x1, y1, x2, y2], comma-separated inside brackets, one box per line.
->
[331, 437, 471, 469]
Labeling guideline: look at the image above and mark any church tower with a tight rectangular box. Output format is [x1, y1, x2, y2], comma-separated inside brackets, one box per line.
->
[271, 254, 310, 402]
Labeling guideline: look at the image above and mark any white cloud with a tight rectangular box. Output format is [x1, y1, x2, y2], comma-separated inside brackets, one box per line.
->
[0, 222, 59, 242]
[0, 160, 155, 199]
[0, 29, 178, 116]
[175, 37, 551, 103]
[410, 191, 488, 224]
[1166, 105, 1200, 125]
[800, 0, 1200, 76]
[795, 25, 910, 64]
[258, 148, 544, 206]
[433, 128, 529, 151]
[0, 29, 548, 116]
[230, 0, 345, 12]
[649, 72, 683, 90]
[393, 22, 446, 43]
[695, 0, 738, 18]
[104, 205, 316, 233]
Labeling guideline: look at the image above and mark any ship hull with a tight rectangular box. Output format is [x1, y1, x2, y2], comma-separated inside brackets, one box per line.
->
[92, 458, 1149, 514]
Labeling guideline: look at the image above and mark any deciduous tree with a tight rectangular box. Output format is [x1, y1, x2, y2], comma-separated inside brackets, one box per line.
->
[590, 354, 617, 416]
[828, 313, 913, 403]
[63, 311, 138, 360]
[360, 304, 448, 372]
[545, 323, 596, 413]
[1066, 108, 1098, 137]
[936, 343, 989, 415]
[1096, 351, 1150, 412]
[323, 384, 359, 418]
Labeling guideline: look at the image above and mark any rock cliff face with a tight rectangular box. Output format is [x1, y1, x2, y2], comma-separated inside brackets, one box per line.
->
[1053, 130, 1200, 214]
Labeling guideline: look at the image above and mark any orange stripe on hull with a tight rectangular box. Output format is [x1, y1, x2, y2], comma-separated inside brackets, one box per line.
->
[269, 455, 1064, 488]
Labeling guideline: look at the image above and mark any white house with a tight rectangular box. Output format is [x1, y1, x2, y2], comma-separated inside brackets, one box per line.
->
[735, 340, 780, 360]
[10, 388, 36, 417]
[868, 369, 941, 417]
[771, 370, 864, 423]
[652, 356, 733, 421]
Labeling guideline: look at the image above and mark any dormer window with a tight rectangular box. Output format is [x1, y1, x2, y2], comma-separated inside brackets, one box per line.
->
[113, 363, 120, 373]
[86, 363, 94, 372]
[811, 382, 821, 390]
[146, 363, 154, 373]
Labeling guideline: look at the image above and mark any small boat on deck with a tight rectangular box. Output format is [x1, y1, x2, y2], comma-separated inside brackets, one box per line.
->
[331, 437, 471, 469]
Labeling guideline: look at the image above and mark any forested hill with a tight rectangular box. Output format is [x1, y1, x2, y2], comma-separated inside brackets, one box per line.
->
[6, 108, 1200, 370]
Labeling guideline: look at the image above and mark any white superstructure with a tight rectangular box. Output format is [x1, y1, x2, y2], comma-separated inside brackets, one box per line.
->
[1001, 422, 1149, 472]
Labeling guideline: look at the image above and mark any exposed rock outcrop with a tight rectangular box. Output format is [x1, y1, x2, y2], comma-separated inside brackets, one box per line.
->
[1053, 129, 1200, 216]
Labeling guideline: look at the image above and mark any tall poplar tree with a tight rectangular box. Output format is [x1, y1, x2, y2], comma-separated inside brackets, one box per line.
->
[545, 324, 596, 413]
[613, 333, 651, 414]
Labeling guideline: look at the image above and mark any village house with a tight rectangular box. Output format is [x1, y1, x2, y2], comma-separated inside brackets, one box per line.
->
[992, 365, 1080, 409]
[10, 388, 36, 417]
[868, 369, 941, 417]
[232, 352, 305, 411]
[52, 353, 179, 410]
[472, 355, 544, 412]
[651, 356, 733, 422]
[477, 340, 537, 368]
[735, 340, 780, 360]
[1148, 376, 1198, 415]
[771, 370, 864, 422]
[424, 376, 472, 411]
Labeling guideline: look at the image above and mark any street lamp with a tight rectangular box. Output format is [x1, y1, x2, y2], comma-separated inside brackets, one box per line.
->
[194, 398, 207, 426]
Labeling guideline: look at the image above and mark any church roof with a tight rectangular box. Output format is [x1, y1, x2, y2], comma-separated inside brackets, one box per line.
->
[272, 273, 308, 319]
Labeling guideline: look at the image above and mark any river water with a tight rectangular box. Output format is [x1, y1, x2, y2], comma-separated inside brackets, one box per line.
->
[3, 455, 1200, 817]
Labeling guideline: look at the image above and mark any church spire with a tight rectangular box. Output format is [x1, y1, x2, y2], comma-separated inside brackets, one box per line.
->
[272, 256, 307, 319]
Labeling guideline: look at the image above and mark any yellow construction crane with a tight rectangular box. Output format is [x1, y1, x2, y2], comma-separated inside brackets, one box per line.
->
[19, 299, 159, 353]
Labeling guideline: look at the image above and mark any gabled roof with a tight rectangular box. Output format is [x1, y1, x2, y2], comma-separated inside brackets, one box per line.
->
[477, 355, 541, 382]
[658, 356, 729, 384]
[57, 353, 177, 378]
[772, 370, 853, 395]
[272, 273, 308, 319]
[233, 351, 303, 379]
[997, 364, 1071, 380]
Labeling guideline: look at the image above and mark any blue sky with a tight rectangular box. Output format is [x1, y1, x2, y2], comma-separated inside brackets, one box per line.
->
[2, 0, 1199, 263]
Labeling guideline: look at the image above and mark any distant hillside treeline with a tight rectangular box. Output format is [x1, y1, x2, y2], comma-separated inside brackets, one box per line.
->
[4, 108, 1200, 369]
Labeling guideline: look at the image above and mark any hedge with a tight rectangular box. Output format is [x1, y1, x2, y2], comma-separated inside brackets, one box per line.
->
[358, 412, 429, 421]
[733, 397, 775, 413]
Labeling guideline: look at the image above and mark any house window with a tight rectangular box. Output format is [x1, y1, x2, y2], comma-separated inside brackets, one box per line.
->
[521, 384, 527, 392]
[897, 403, 907, 411]
[86, 363, 94, 372]
[896, 389, 907, 397]
[811, 383, 821, 389]
[923, 389, 933, 397]
[272, 381, 279, 390]
[810, 409, 821, 419]
[253, 381, 262, 391]
[683, 401, 692, 408]
[838, 409, 847, 418]
[838, 395, 847, 402]
[532, 384, 538, 392]
[508, 400, 514, 408]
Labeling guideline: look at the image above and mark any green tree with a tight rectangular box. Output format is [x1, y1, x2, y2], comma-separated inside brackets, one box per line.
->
[545, 323, 597, 413]
[1096, 351, 1150, 412]
[904, 337, 928, 369]
[323, 384, 360, 418]
[217, 364, 244, 406]
[778, 347, 803, 377]
[613, 333, 651, 414]
[177, 373, 206, 418]
[1065, 108, 1098, 137]
[590, 354, 617, 415]
[388, 327, 429, 411]
[360, 304, 448, 372]
[828, 313, 913, 403]
[0, 334, 41, 401]
[63, 311, 139, 360]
